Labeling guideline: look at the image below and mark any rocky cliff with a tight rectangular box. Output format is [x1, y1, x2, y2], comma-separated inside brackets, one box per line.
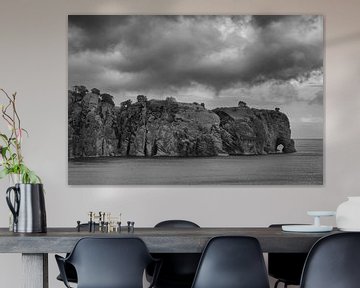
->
[116, 96, 223, 157]
[68, 87, 119, 158]
[68, 87, 296, 159]
[212, 102, 296, 155]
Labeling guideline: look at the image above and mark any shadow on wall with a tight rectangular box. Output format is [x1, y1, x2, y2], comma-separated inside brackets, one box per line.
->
[328, 31, 360, 46]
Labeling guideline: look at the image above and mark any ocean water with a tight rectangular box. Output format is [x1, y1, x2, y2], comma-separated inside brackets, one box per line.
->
[68, 139, 323, 185]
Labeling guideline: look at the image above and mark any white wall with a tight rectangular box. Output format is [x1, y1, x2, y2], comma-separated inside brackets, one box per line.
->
[0, 0, 360, 287]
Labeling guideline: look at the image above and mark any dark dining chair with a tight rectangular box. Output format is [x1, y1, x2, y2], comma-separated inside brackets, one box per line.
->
[191, 236, 270, 288]
[268, 224, 308, 288]
[56, 262, 77, 284]
[300, 232, 360, 288]
[147, 220, 201, 288]
[55, 237, 160, 288]
[56, 223, 99, 284]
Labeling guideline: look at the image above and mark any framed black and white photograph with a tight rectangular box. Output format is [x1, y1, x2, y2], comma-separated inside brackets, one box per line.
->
[68, 15, 323, 185]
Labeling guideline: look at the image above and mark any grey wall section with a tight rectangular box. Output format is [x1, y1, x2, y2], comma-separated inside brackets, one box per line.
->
[0, 0, 360, 287]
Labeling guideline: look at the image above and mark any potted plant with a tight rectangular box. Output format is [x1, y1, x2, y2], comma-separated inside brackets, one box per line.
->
[0, 89, 41, 183]
[0, 88, 46, 233]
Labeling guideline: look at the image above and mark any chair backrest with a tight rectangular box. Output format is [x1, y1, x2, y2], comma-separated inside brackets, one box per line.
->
[155, 220, 200, 228]
[151, 220, 201, 286]
[191, 236, 270, 288]
[300, 232, 360, 288]
[268, 224, 308, 285]
[67, 237, 154, 288]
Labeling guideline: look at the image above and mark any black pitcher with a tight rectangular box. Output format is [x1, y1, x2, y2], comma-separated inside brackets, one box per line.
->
[6, 183, 47, 233]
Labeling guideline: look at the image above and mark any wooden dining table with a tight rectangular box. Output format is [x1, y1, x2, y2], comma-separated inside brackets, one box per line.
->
[0, 226, 339, 288]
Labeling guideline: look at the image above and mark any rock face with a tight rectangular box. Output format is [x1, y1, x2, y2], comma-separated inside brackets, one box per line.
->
[68, 87, 296, 159]
[117, 96, 223, 157]
[213, 102, 296, 155]
[68, 89, 119, 158]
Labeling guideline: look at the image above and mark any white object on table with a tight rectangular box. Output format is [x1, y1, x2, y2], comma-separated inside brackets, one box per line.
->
[336, 196, 360, 231]
[282, 211, 336, 233]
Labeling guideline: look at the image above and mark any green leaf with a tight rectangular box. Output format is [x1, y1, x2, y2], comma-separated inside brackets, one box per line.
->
[0, 147, 8, 158]
[0, 168, 9, 179]
[11, 164, 19, 173]
[21, 128, 29, 137]
[28, 171, 40, 184]
[0, 133, 8, 141]
[18, 164, 41, 184]
[11, 153, 17, 161]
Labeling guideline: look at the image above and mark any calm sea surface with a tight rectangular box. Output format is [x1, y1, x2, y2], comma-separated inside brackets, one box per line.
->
[68, 139, 323, 185]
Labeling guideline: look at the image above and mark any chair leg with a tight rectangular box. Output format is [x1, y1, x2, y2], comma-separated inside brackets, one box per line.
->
[274, 280, 289, 288]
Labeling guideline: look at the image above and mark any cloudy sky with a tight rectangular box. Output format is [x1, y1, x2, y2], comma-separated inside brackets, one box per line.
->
[68, 15, 323, 138]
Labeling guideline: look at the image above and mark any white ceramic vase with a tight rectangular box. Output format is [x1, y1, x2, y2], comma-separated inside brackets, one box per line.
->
[336, 197, 360, 231]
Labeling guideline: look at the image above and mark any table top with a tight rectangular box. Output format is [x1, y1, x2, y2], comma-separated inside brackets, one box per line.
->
[0, 227, 339, 254]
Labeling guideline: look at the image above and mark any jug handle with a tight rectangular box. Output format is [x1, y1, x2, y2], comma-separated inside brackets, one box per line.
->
[6, 186, 20, 224]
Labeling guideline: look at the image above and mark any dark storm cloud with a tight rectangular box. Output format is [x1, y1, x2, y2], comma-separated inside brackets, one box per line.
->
[252, 15, 290, 27]
[68, 15, 323, 99]
[68, 15, 132, 53]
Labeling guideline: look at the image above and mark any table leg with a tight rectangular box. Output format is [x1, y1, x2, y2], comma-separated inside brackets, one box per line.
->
[22, 253, 48, 288]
